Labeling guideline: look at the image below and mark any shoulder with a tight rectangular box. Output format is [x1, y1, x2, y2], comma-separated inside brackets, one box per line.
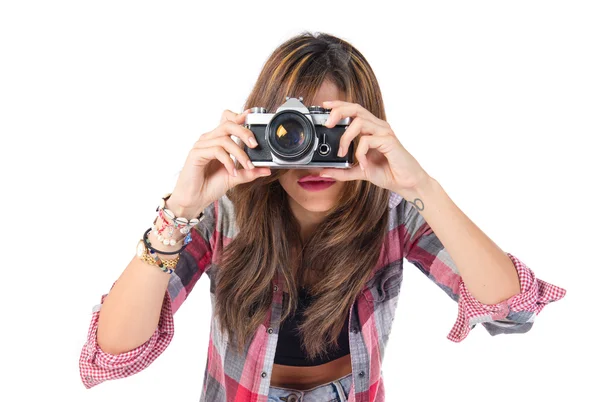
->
[387, 190, 427, 230]
[190, 193, 230, 239]
[385, 190, 430, 252]
[388, 190, 403, 210]
[215, 192, 238, 238]
[386, 190, 405, 230]
[193, 192, 238, 242]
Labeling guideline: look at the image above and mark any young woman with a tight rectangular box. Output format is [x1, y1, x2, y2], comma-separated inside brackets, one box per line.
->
[79, 32, 566, 402]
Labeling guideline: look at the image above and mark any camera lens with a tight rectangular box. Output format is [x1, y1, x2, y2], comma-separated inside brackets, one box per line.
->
[266, 110, 314, 161]
[274, 119, 305, 149]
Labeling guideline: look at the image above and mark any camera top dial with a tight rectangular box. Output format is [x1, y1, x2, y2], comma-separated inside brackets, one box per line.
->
[249, 107, 267, 114]
[308, 106, 330, 114]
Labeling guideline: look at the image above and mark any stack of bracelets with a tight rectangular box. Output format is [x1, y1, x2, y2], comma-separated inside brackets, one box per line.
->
[136, 192, 205, 275]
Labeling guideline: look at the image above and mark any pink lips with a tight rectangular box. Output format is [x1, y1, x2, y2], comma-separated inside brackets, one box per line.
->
[298, 175, 336, 183]
[297, 175, 336, 192]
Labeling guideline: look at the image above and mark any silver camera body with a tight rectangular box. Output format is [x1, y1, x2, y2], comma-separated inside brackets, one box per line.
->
[241, 97, 354, 169]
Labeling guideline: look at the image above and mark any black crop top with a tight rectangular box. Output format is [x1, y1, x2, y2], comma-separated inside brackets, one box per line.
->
[273, 286, 350, 366]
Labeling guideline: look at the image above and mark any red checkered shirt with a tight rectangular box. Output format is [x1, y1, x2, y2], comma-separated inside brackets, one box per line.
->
[79, 191, 566, 401]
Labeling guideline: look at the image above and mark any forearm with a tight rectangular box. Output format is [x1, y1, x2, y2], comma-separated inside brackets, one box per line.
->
[96, 200, 194, 355]
[398, 176, 521, 305]
[96, 254, 172, 355]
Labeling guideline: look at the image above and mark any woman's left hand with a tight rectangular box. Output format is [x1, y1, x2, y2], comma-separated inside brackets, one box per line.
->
[318, 100, 431, 196]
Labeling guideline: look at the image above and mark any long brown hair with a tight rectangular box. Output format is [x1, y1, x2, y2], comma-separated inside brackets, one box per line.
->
[214, 31, 391, 360]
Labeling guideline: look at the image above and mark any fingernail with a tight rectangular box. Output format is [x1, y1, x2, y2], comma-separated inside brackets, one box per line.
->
[249, 137, 258, 147]
[320, 174, 333, 178]
[359, 162, 364, 171]
[247, 160, 255, 169]
[232, 168, 238, 177]
[337, 147, 344, 157]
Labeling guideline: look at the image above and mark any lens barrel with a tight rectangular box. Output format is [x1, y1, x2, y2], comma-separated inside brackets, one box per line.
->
[266, 110, 315, 161]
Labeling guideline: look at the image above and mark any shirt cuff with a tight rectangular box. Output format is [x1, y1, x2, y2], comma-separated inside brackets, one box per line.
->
[447, 252, 566, 342]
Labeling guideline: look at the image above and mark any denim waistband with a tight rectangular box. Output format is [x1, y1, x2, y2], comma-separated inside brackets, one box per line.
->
[267, 372, 353, 402]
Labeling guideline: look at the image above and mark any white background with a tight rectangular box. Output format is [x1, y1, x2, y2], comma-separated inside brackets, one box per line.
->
[1, 1, 597, 401]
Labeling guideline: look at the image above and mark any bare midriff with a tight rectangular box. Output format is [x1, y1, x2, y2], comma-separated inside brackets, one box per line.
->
[269, 353, 352, 390]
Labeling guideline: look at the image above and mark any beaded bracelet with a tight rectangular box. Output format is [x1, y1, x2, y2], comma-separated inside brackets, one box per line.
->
[143, 227, 192, 256]
[152, 214, 189, 247]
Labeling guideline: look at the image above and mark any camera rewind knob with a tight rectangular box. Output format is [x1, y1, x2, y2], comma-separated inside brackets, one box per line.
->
[249, 107, 267, 114]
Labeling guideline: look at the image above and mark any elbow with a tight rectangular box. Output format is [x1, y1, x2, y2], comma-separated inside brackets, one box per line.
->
[96, 337, 128, 356]
[96, 314, 155, 356]
[96, 328, 150, 356]
[96, 324, 122, 356]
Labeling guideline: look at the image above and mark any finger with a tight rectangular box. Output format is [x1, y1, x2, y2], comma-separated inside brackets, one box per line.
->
[220, 108, 250, 125]
[199, 136, 256, 171]
[354, 134, 394, 170]
[337, 117, 389, 158]
[200, 119, 258, 150]
[204, 109, 249, 141]
[323, 102, 382, 128]
[318, 164, 364, 182]
[231, 166, 272, 185]
[189, 146, 237, 177]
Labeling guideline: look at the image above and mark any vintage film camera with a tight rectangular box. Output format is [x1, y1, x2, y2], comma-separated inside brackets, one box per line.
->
[239, 97, 354, 169]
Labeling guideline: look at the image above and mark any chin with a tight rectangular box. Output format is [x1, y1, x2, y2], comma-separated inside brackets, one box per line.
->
[290, 196, 338, 213]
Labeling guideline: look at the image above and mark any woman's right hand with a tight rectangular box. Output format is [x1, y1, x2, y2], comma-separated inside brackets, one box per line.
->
[168, 109, 272, 215]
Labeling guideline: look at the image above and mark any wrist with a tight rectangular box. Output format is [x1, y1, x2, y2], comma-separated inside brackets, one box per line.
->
[165, 197, 207, 220]
[395, 174, 437, 203]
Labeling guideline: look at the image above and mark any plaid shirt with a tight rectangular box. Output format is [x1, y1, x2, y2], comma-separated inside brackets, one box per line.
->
[79, 191, 566, 401]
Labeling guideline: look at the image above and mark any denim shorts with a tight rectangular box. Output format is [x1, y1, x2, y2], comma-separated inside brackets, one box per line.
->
[267, 372, 353, 402]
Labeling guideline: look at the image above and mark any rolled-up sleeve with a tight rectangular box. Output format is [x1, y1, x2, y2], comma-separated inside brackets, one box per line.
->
[79, 288, 175, 389]
[398, 197, 566, 342]
[449, 252, 566, 342]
